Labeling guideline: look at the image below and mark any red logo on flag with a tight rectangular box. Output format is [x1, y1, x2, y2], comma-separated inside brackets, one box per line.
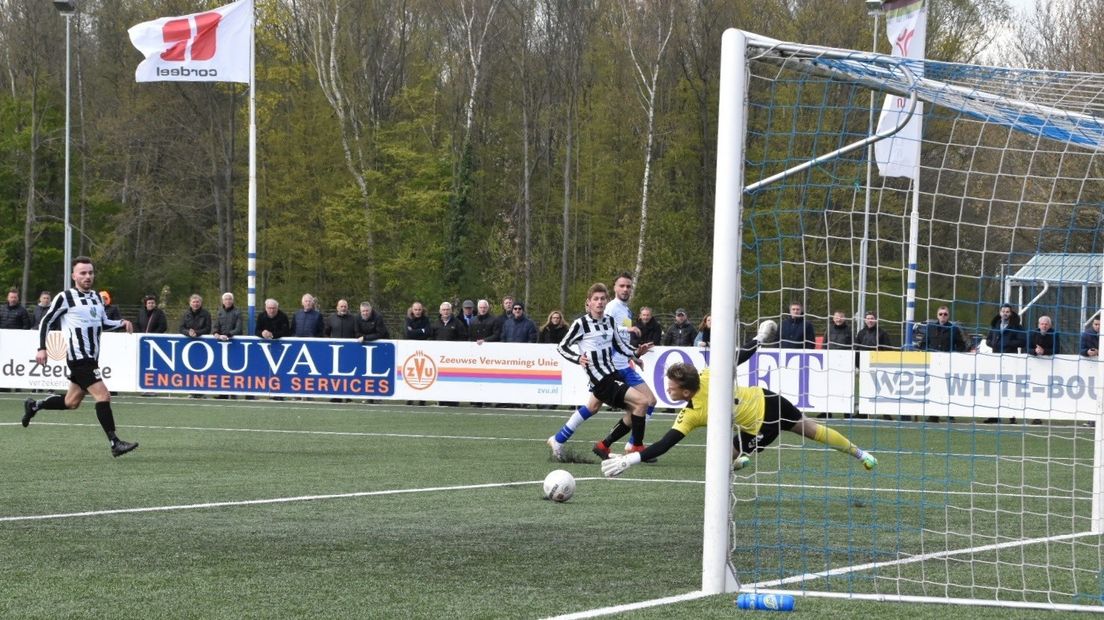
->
[160, 12, 222, 62]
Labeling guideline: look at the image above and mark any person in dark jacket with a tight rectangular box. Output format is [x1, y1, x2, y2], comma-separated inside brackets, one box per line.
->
[1028, 315, 1061, 356]
[430, 301, 468, 341]
[469, 299, 496, 343]
[1081, 316, 1100, 358]
[501, 302, 538, 343]
[662, 309, 697, 346]
[404, 302, 431, 340]
[32, 290, 53, 329]
[291, 293, 324, 338]
[0, 288, 32, 329]
[355, 301, 390, 342]
[826, 310, 852, 349]
[919, 306, 969, 352]
[179, 294, 212, 338]
[136, 295, 168, 333]
[324, 299, 358, 338]
[539, 310, 568, 344]
[212, 292, 244, 340]
[99, 290, 123, 331]
[983, 303, 1024, 353]
[630, 306, 662, 347]
[780, 301, 816, 348]
[256, 299, 291, 339]
[694, 314, 712, 348]
[854, 312, 893, 350]
[488, 295, 515, 342]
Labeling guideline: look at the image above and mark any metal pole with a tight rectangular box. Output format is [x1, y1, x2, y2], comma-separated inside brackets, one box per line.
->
[63, 12, 72, 286]
[857, 9, 881, 323]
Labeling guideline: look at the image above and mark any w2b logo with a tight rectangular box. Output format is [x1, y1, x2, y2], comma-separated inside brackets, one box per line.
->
[160, 11, 221, 62]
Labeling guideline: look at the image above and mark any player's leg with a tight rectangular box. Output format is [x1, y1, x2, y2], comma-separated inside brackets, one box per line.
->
[591, 378, 633, 460]
[786, 408, 876, 471]
[22, 382, 83, 427]
[85, 379, 138, 457]
[548, 395, 603, 459]
[620, 368, 657, 450]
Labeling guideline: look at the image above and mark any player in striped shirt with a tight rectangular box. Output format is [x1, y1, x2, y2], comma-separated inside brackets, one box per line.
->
[599, 322, 877, 477]
[22, 257, 139, 457]
[552, 282, 654, 460]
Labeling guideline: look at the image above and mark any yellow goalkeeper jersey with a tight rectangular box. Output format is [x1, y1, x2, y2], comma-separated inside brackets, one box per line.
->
[671, 369, 766, 437]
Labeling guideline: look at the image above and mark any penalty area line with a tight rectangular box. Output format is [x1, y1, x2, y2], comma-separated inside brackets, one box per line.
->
[542, 590, 711, 620]
[0, 478, 588, 523]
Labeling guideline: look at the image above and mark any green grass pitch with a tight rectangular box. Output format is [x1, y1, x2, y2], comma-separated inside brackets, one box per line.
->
[1, 395, 1095, 618]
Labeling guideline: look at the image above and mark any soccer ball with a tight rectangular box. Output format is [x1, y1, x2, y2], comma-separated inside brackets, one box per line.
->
[543, 469, 575, 502]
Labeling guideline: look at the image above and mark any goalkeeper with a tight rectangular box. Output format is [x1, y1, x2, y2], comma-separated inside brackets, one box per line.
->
[601, 322, 877, 478]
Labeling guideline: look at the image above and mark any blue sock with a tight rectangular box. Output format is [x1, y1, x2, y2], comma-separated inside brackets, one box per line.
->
[554, 406, 594, 443]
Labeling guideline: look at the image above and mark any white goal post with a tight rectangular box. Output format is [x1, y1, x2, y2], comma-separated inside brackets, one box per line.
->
[705, 28, 1104, 614]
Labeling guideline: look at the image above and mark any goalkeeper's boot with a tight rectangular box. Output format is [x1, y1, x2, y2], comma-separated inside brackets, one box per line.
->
[592, 441, 611, 460]
[860, 452, 878, 471]
[625, 444, 657, 464]
[21, 398, 37, 428]
[733, 455, 751, 471]
[111, 439, 139, 458]
[546, 436, 565, 461]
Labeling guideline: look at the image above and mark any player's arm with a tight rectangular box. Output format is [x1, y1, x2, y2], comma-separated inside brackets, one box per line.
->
[555, 320, 584, 365]
[37, 293, 66, 351]
[609, 318, 643, 364]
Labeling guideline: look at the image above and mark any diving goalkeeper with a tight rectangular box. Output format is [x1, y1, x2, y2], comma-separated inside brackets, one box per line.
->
[600, 322, 877, 478]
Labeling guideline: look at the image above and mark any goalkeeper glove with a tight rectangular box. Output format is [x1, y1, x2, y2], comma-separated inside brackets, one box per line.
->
[755, 320, 777, 344]
[601, 452, 642, 478]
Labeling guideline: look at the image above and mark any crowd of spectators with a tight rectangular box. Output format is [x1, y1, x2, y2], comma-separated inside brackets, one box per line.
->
[2, 285, 1101, 361]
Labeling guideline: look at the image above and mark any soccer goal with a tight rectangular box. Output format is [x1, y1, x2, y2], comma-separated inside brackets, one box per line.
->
[703, 28, 1104, 613]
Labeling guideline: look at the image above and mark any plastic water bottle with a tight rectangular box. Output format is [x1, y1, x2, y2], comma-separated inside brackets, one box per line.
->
[736, 593, 796, 612]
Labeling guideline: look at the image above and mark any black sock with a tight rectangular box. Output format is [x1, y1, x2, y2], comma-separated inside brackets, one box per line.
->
[95, 401, 118, 441]
[38, 394, 66, 410]
[629, 415, 646, 447]
[603, 419, 631, 446]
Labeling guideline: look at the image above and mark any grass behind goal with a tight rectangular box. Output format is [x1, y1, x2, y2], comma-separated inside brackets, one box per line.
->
[0, 396, 1093, 618]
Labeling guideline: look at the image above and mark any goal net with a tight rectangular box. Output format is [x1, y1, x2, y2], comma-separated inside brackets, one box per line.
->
[703, 28, 1104, 613]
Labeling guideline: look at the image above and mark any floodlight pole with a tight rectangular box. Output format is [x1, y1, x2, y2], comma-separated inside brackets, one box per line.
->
[858, 2, 883, 324]
[54, 1, 76, 287]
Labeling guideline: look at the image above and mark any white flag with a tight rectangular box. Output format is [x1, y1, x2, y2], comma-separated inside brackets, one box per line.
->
[874, 0, 927, 179]
[129, 0, 252, 83]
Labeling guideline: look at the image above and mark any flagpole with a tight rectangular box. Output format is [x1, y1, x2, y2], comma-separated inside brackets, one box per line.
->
[247, 0, 257, 336]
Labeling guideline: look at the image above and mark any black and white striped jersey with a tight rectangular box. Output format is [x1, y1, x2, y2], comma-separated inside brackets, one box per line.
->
[557, 313, 639, 385]
[38, 288, 123, 362]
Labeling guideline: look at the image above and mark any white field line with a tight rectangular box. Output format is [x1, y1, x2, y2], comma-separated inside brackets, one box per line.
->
[0, 477, 610, 523]
[542, 590, 712, 620]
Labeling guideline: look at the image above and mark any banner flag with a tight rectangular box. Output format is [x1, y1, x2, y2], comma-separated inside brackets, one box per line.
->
[874, 0, 927, 179]
[129, 0, 252, 83]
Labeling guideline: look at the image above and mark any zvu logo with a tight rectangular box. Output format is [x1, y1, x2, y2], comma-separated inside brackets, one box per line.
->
[160, 12, 221, 62]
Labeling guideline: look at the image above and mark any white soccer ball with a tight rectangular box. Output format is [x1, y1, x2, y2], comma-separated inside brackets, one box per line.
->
[543, 469, 575, 503]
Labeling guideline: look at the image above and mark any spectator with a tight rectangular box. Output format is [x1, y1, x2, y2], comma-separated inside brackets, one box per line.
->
[539, 310, 568, 344]
[631, 306, 662, 347]
[404, 301, 430, 340]
[1028, 315, 1060, 356]
[694, 314, 712, 348]
[489, 295, 515, 342]
[179, 294, 212, 338]
[355, 301, 390, 342]
[983, 303, 1024, 354]
[256, 299, 290, 339]
[136, 295, 167, 333]
[780, 301, 816, 349]
[431, 301, 468, 341]
[0, 287, 31, 329]
[919, 306, 969, 352]
[99, 290, 123, 331]
[1081, 316, 1100, 358]
[662, 308, 698, 346]
[32, 290, 53, 329]
[324, 299, 358, 338]
[826, 310, 852, 349]
[854, 312, 893, 350]
[460, 299, 476, 328]
[212, 292, 244, 341]
[469, 299, 496, 343]
[501, 301, 538, 343]
[291, 293, 324, 338]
